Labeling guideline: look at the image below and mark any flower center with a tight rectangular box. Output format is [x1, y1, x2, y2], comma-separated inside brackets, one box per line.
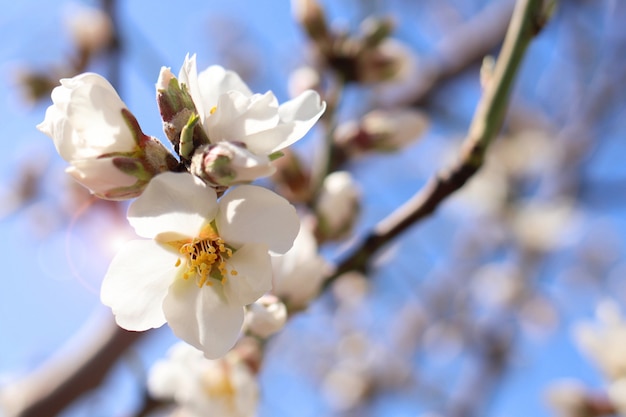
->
[173, 225, 238, 287]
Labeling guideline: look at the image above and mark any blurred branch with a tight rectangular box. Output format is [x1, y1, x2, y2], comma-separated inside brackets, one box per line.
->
[326, 0, 546, 283]
[408, 0, 517, 107]
[1, 314, 145, 417]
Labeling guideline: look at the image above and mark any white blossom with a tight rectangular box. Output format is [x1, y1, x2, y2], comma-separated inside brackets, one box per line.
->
[178, 54, 326, 157]
[65, 5, 112, 52]
[243, 294, 287, 338]
[38, 73, 175, 200]
[315, 171, 360, 240]
[574, 300, 626, 380]
[148, 342, 258, 417]
[101, 172, 299, 358]
[271, 222, 328, 308]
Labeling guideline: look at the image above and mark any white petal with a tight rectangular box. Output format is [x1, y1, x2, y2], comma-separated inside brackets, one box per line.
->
[163, 278, 244, 359]
[39, 73, 135, 162]
[178, 54, 205, 121]
[197, 65, 253, 110]
[66, 158, 136, 196]
[206, 91, 279, 144]
[128, 172, 217, 239]
[223, 243, 273, 306]
[241, 89, 326, 154]
[216, 185, 299, 254]
[64, 74, 135, 158]
[101, 240, 178, 331]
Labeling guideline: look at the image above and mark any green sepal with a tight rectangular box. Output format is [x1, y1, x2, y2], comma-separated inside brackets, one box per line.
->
[180, 113, 200, 160]
[111, 157, 151, 181]
[268, 151, 284, 161]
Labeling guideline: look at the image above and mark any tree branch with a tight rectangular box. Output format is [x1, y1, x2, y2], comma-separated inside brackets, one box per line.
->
[326, 0, 546, 283]
[1, 313, 146, 417]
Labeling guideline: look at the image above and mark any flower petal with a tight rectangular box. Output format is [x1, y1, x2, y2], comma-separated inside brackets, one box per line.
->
[38, 73, 135, 162]
[178, 54, 205, 122]
[197, 65, 253, 111]
[223, 243, 273, 306]
[216, 185, 299, 254]
[65, 74, 134, 158]
[163, 278, 244, 359]
[128, 172, 217, 239]
[101, 240, 177, 331]
[66, 158, 137, 197]
[240, 89, 326, 154]
[205, 91, 279, 144]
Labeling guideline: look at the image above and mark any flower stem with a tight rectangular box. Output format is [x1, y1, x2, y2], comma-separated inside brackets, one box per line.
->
[325, 0, 547, 284]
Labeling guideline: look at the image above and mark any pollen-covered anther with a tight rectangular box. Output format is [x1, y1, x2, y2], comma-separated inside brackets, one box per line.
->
[175, 234, 236, 287]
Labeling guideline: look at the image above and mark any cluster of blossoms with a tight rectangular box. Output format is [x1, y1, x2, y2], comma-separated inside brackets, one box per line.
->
[148, 342, 259, 417]
[38, 54, 326, 358]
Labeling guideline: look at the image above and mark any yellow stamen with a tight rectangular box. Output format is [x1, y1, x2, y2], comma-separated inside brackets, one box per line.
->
[210, 106, 217, 115]
[171, 226, 237, 287]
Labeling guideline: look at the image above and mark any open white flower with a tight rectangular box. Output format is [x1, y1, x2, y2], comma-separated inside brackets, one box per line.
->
[178, 54, 326, 156]
[101, 172, 299, 358]
[38, 73, 176, 200]
[148, 342, 258, 417]
[271, 222, 329, 308]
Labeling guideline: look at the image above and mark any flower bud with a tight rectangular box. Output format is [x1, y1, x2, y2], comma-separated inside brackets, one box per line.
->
[355, 39, 412, 84]
[65, 5, 113, 53]
[272, 150, 312, 203]
[335, 109, 428, 154]
[315, 171, 360, 241]
[291, 0, 330, 44]
[244, 295, 288, 338]
[37, 73, 178, 200]
[272, 221, 329, 309]
[190, 142, 276, 188]
[156, 67, 208, 157]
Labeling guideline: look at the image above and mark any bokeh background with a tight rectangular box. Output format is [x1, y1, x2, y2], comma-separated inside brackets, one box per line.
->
[2, 0, 626, 416]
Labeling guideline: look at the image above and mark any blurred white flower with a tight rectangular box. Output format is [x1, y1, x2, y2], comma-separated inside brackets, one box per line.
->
[101, 172, 299, 358]
[271, 222, 329, 308]
[574, 300, 626, 380]
[512, 199, 577, 253]
[335, 108, 428, 154]
[244, 294, 287, 338]
[315, 171, 360, 240]
[65, 5, 112, 52]
[148, 342, 258, 417]
[609, 378, 626, 416]
[544, 379, 589, 417]
[38, 73, 176, 200]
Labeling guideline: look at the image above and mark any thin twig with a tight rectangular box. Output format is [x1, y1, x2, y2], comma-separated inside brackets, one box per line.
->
[325, 0, 546, 284]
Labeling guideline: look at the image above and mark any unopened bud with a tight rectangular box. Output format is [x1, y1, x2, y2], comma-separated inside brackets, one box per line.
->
[156, 67, 208, 155]
[244, 295, 288, 338]
[356, 39, 412, 84]
[66, 5, 113, 53]
[191, 142, 276, 188]
[291, 0, 330, 44]
[336, 109, 428, 154]
[37, 71, 178, 200]
[272, 150, 311, 203]
[315, 171, 360, 241]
